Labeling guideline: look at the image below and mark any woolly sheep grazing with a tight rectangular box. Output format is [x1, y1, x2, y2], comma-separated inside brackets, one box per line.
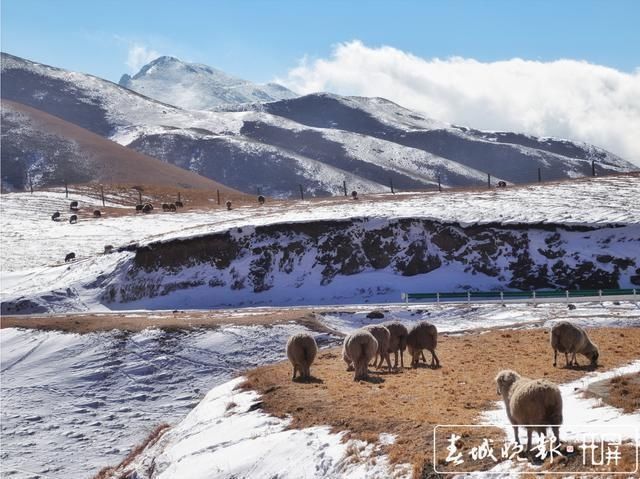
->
[51, 211, 61, 221]
[551, 321, 599, 368]
[495, 370, 563, 451]
[407, 321, 440, 368]
[383, 321, 408, 368]
[343, 329, 378, 381]
[286, 333, 318, 381]
[363, 324, 392, 372]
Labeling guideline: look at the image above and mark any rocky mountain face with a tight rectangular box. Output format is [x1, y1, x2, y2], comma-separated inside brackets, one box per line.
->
[119, 56, 297, 110]
[1, 52, 635, 197]
[101, 218, 639, 308]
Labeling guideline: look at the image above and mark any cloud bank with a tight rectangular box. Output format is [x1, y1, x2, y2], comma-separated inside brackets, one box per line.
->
[126, 43, 160, 73]
[281, 41, 640, 165]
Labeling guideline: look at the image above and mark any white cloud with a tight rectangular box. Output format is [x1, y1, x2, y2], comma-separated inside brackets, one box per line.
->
[281, 41, 640, 166]
[126, 43, 160, 73]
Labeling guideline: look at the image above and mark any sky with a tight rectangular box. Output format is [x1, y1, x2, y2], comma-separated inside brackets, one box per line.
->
[2, 0, 640, 163]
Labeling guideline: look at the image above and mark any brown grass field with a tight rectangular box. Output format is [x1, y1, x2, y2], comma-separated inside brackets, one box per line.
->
[243, 327, 640, 477]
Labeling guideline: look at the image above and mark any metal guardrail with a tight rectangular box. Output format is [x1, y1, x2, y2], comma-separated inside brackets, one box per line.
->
[402, 288, 638, 304]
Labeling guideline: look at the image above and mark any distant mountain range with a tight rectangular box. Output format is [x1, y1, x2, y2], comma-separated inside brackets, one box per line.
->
[1, 52, 635, 195]
[119, 56, 297, 110]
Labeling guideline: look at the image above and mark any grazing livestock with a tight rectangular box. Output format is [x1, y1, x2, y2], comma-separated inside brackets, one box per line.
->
[495, 370, 563, 451]
[497, 181, 507, 188]
[286, 333, 318, 381]
[343, 329, 378, 381]
[142, 203, 153, 213]
[104, 245, 114, 254]
[169, 203, 177, 212]
[226, 201, 232, 211]
[258, 195, 265, 205]
[351, 191, 358, 200]
[69, 215, 78, 224]
[406, 321, 440, 368]
[135, 204, 144, 212]
[551, 321, 599, 368]
[162, 203, 170, 212]
[51, 211, 61, 221]
[65, 252, 76, 262]
[93, 210, 101, 218]
[69, 200, 79, 211]
[175, 201, 184, 208]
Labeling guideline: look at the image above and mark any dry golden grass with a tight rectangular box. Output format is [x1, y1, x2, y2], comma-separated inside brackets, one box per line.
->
[585, 370, 640, 414]
[242, 327, 640, 477]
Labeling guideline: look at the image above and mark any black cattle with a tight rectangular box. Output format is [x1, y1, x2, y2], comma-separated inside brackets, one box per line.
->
[258, 195, 265, 205]
[104, 245, 114, 254]
[162, 203, 170, 212]
[51, 211, 61, 221]
[69, 215, 78, 224]
[142, 203, 153, 213]
[497, 181, 507, 188]
[175, 201, 184, 208]
[65, 252, 76, 262]
[70, 200, 79, 211]
[351, 190, 358, 200]
[135, 204, 144, 212]
[169, 203, 177, 212]
[93, 210, 101, 218]
[226, 200, 232, 211]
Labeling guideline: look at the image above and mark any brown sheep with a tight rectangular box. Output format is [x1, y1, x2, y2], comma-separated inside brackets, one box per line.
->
[286, 333, 318, 380]
[363, 324, 392, 372]
[495, 370, 563, 451]
[383, 321, 409, 368]
[551, 321, 599, 367]
[407, 321, 440, 368]
[342, 329, 378, 381]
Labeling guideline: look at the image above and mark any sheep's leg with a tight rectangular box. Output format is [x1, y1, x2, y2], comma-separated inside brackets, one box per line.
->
[393, 350, 399, 369]
[292, 365, 298, 380]
[400, 349, 404, 368]
[513, 426, 520, 446]
[553, 349, 557, 367]
[564, 352, 569, 367]
[384, 352, 392, 372]
[571, 352, 578, 366]
[420, 351, 427, 363]
[552, 426, 560, 445]
[430, 349, 441, 368]
[526, 428, 532, 452]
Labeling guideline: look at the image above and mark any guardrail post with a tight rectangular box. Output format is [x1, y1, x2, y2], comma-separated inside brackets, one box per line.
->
[532, 290, 536, 307]
[634, 289, 637, 301]
[500, 291, 504, 306]
[566, 290, 569, 303]
[467, 291, 471, 304]
[598, 289, 602, 303]
[436, 292, 440, 305]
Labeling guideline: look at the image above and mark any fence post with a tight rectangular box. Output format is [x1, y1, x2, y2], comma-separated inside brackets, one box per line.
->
[138, 190, 142, 204]
[101, 186, 105, 207]
[390, 178, 395, 194]
[438, 176, 442, 192]
[634, 289, 637, 301]
[598, 289, 602, 303]
[500, 291, 504, 306]
[592, 160, 596, 177]
[566, 290, 570, 303]
[343, 181, 347, 197]
[217, 189, 220, 205]
[532, 290, 536, 307]
[436, 292, 440, 305]
[65, 181, 68, 198]
[178, 191, 181, 203]
[538, 168, 542, 183]
[487, 173, 491, 189]
[467, 291, 471, 304]
[299, 184, 304, 200]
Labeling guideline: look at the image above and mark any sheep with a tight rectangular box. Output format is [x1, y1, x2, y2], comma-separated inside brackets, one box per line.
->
[495, 370, 563, 451]
[65, 252, 75, 262]
[51, 211, 61, 221]
[69, 200, 79, 211]
[383, 321, 408, 368]
[363, 324, 392, 372]
[407, 321, 440, 368]
[342, 329, 378, 381]
[93, 210, 101, 218]
[286, 333, 318, 381]
[69, 214, 78, 224]
[551, 321, 599, 368]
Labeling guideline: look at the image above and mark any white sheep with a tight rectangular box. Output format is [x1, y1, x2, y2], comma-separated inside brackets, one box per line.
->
[363, 324, 392, 372]
[342, 329, 378, 381]
[286, 333, 318, 380]
[495, 370, 563, 451]
[406, 321, 440, 368]
[551, 321, 599, 368]
[382, 321, 408, 368]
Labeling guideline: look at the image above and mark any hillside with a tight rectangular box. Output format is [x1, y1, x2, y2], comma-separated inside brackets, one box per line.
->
[119, 56, 298, 110]
[1, 100, 246, 192]
[2, 52, 634, 197]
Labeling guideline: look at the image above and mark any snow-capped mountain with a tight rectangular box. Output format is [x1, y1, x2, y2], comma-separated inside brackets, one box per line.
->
[119, 56, 298, 110]
[1, 52, 635, 195]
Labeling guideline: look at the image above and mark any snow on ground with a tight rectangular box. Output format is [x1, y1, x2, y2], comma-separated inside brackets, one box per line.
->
[2, 302, 638, 478]
[122, 377, 410, 479]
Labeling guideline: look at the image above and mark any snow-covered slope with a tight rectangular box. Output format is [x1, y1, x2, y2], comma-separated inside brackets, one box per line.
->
[2, 174, 638, 314]
[2, 53, 635, 196]
[119, 56, 298, 110]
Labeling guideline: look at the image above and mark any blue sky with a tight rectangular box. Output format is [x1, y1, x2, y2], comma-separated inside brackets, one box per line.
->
[2, 0, 639, 83]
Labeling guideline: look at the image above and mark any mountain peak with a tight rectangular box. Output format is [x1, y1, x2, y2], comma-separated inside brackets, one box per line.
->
[119, 56, 297, 110]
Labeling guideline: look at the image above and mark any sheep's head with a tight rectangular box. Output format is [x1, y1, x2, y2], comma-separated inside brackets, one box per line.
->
[585, 343, 599, 366]
[495, 370, 520, 396]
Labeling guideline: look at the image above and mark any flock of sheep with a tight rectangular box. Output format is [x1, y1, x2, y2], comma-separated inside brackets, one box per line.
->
[286, 319, 600, 453]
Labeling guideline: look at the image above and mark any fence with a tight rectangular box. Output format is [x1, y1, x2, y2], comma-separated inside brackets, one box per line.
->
[401, 288, 638, 305]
